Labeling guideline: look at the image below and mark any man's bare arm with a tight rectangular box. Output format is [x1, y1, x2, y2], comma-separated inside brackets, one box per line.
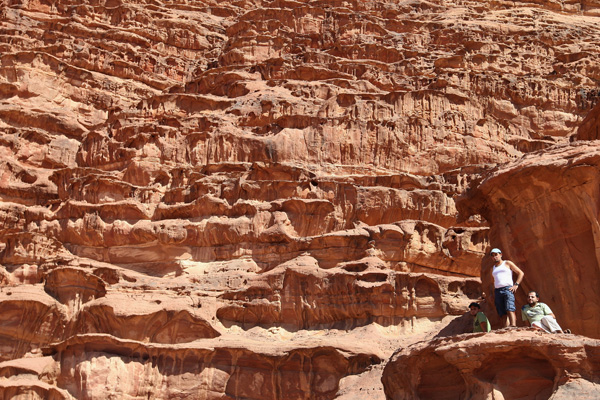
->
[507, 261, 524, 293]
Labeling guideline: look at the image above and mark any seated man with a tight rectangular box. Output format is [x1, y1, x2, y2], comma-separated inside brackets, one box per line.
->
[469, 302, 491, 333]
[521, 291, 569, 333]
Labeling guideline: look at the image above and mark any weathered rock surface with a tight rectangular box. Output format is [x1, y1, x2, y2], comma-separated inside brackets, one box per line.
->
[1, 0, 600, 398]
[576, 101, 600, 140]
[47, 334, 379, 400]
[382, 329, 600, 400]
[458, 142, 600, 338]
[217, 254, 482, 330]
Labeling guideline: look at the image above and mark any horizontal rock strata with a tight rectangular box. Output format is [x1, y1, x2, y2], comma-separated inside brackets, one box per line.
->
[1, 0, 600, 399]
[43, 334, 379, 400]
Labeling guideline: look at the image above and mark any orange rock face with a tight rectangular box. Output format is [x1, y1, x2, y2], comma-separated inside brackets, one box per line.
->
[1, 0, 600, 398]
[382, 330, 600, 400]
[458, 142, 600, 338]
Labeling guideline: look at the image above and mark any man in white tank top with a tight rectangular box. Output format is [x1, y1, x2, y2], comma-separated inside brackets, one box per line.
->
[488, 248, 524, 328]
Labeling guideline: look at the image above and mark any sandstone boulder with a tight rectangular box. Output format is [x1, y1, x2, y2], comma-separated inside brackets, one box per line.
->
[382, 330, 600, 400]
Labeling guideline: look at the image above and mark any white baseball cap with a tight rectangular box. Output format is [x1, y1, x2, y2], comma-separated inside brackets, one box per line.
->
[490, 248, 502, 254]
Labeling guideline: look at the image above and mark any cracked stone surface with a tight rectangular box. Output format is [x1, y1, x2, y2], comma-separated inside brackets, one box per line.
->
[1, 0, 600, 398]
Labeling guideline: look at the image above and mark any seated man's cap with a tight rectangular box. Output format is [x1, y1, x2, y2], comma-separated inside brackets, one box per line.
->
[490, 248, 502, 254]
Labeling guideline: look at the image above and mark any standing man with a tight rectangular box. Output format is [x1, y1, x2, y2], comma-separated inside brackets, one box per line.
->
[469, 302, 491, 333]
[489, 248, 524, 327]
[521, 291, 567, 333]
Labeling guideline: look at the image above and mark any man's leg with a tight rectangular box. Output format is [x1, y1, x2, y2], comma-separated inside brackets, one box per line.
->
[540, 316, 563, 333]
[494, 288, 507, 327]
[532, 321, 551, 332]
[504, 289, 517, 327]
[508, 311, 516, 327]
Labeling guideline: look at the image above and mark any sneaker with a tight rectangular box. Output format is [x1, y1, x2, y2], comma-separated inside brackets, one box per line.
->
[564, 329, 571, 334]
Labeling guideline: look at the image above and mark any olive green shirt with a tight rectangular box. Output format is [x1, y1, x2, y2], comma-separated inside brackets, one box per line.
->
[473, 311, 491, 333]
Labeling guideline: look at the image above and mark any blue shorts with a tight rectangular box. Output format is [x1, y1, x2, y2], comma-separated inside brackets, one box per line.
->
[494, 286, 516, 317]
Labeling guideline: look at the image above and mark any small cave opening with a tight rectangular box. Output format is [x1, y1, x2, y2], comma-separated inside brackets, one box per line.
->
[474, 348, 555, 400]
[417, 353, 467, 400]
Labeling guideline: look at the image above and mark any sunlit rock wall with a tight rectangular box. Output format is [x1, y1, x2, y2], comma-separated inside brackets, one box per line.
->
[1, 0, 600, 399]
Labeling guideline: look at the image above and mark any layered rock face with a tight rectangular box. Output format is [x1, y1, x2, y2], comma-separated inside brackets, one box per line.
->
[1, 0, 600, 399]
[458, 142, 600, 339]
[382, 329, 600, 400]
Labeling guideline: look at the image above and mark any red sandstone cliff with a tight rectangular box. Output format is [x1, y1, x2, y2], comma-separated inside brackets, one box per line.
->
[1, 0, 600, 399]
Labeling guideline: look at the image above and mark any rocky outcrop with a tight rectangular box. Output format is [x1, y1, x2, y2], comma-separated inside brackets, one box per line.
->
[0, 287, 67, 362]
[1, 0, 600, 398]
[217, 255, 482, 330]
[458, 143, 600, 338]
[382, 329, 600, 400]
[576, 101, 600, 140]
[47, 334, 379, 400]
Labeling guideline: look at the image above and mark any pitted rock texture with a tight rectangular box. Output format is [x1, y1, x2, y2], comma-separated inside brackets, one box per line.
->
[382, 329, 600, 400]
[1, 0, 600, 399]
[48, 334, 379, 400]
[217, 255, 482, 330]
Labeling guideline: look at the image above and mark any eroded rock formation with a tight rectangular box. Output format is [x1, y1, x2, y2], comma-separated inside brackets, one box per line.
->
[382, 330, 600, 400]
[1, 0, 600, 398]
[458, 142, 600, 338]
